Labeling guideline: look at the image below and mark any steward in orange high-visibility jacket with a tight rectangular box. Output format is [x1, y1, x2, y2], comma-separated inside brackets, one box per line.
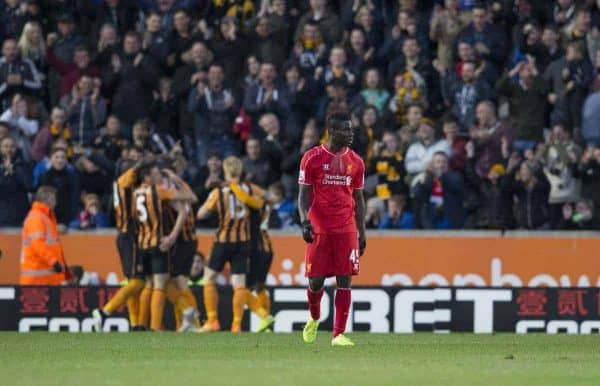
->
[20, 186, 69, 285]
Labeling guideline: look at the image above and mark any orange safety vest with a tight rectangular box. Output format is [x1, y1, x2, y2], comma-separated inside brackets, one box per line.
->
[19, 202, 67, 285]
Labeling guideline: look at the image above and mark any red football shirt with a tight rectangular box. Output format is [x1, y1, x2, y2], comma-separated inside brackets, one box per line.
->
[298, 144, 365, 234]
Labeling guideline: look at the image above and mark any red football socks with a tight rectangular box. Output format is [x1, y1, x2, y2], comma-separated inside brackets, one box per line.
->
[333, 288, 351, 337]
[307, 287, 324, 321]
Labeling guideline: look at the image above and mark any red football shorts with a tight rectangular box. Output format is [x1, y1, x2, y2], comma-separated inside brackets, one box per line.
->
[305, 232, 360, 278]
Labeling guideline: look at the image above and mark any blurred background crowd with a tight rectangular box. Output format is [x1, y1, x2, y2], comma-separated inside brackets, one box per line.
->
[1, 0, 600, 231]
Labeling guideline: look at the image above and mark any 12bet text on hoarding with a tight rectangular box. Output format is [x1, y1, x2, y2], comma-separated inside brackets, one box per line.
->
[1, 286, 600, 334]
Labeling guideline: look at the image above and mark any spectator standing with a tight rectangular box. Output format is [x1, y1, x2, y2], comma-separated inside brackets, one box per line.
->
[404, 122, 451, 180]
[59, 75, 106, 146]
[0, 37, 42, 109]
[369, 131, 406, 200]
[538, 123, 582, 227]
[188, 63, 238, 166]
[243, 62, 290, 122]
[505, 160, 551, 230]
[39, 147, 80, 226]
[294, 0, 343, 46]
[575, 147, 600, 212]
[413, 152, 465, 229]
[443, 60, 493, 130]
[242, 137, 275, 188]
[0, 136, 31, 226]
[456, 3, 508, 74]
[103, 31, 160, 132]
[46, 39, 100, 99]
[497, 60, 547, 150]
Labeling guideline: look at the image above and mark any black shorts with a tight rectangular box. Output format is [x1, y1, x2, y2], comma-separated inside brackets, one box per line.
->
[247, 250, 273, 287]
[208, 242, 249, 275]
[171, 240, 197, 277]
[133, 248, 170, 277]
[116, 232, 135, 278]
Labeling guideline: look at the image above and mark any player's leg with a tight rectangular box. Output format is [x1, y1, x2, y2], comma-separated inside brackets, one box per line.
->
[165, 280, 183, 330]
[330, 233, 359, 346]
[173, 241, 201, 330]
[233, 243, 274, 333]
[137, 279, 153, 330]
[254, 251, 273, 314]
[117, 232, 140, 328]
[303, 233, 330, 342]
[198, 243, 225, 332]
[331, 275, 353, 346]
[92, 247, 146, 332]
[149, 249, 170, 331]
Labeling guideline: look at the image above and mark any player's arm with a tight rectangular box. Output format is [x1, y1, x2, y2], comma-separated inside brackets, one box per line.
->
[298, 152, 315, 243]
[160, 201, 186, 252]
[353, 188, 367, 256]
[197, 188, 218, 220]
[163, 169, 198, 203]
[298, 184, 314, 243]
[353, 157, 367, 256]
[230, 182, 264, 209]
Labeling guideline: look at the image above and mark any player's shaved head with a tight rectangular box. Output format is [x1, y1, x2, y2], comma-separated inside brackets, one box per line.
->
[327, 112, 353, 149]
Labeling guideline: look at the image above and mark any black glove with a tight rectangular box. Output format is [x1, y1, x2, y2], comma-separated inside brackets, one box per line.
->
[359, 238, 367, 256]
[53, 262, 63, 273]
[301, 220, 314, 243]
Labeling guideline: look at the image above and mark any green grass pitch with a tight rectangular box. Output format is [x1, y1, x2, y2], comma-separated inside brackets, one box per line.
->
[1, 333, 599, 386]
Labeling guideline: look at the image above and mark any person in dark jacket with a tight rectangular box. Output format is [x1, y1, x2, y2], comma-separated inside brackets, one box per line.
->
[456, 3, 508, 73]
[207, 16, 248, 84]
[574, 147, 600, 212]
[558, 199, 600, 230]
[187, 63, 238, 166]
[412, 151, 465, 229]
[103, 31, 160, 132]
[496, 60, 547, 149]
[171, 40, 211, 159]
[505, 160, 551, 230]
[463, 140, 510, 229]
[442, 60, 493, 130]
[39, 147, 81, 226]
[0, 37, 42, 109]
[243, 62, 290, 123]
[0, 136, 31, 226]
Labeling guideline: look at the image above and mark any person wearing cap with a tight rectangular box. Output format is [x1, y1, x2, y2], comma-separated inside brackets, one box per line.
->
[20, 185, 71, 285]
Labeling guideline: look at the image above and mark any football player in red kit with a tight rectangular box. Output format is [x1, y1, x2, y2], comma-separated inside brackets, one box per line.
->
[297, 113, 367, 346]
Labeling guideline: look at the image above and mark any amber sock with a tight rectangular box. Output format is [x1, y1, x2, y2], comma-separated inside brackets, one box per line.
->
[203, 283, 219, 323]
[103, 278, 144, 315]
[150, 288, 166, 331]
[257, 288, 271, 314]
[137, 286, 152, 328]
[246, 288, 268, 319]
[181, 289, 200, 327]
[232, 287, 247, 327]
[126, 294, 140, 326]
[165, 283, 182, 330]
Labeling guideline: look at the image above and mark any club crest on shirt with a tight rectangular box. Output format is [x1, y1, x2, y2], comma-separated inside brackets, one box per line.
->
[346, 164, 353, 174]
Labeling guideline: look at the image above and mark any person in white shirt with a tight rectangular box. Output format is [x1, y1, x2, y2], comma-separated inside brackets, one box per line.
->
[404, 122, 451, 181]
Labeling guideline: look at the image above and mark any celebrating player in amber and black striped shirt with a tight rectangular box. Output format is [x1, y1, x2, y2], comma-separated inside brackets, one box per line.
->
[92, 161, 196, 333]
[196, 156, 274, 334]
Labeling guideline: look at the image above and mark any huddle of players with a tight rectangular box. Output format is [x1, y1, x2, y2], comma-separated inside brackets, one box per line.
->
[91, 155, 275, 333]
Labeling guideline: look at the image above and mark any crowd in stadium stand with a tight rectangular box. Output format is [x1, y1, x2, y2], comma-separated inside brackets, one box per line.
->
[1, 0, 600, 231]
